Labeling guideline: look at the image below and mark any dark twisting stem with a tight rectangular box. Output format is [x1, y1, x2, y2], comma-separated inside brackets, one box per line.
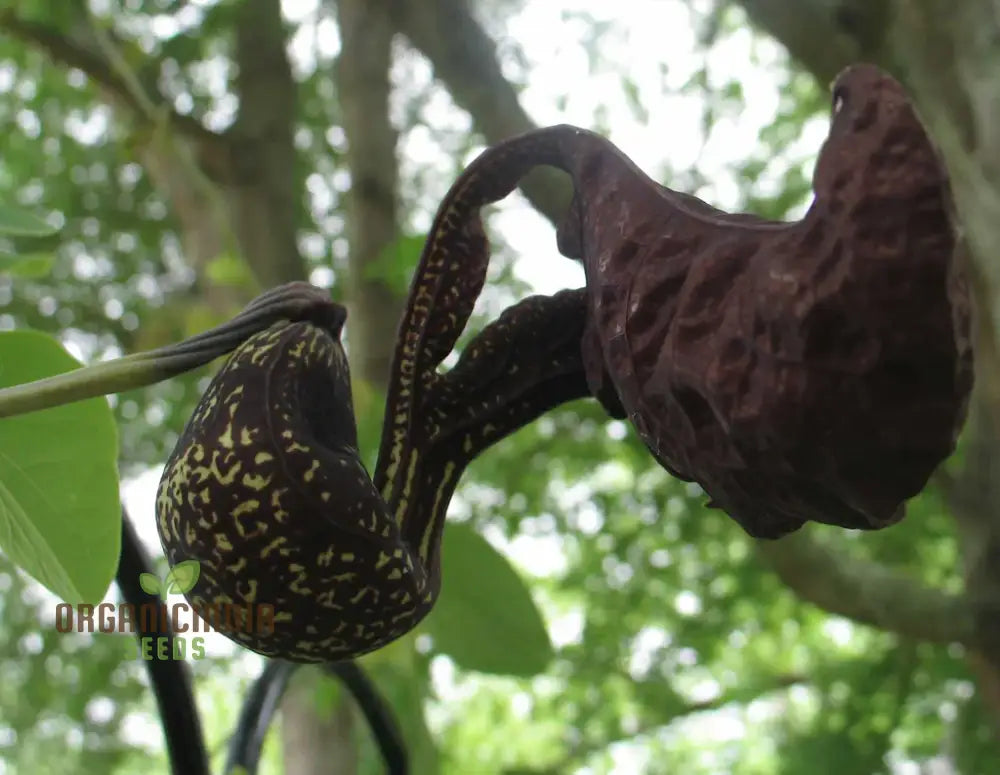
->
[224, 660, 408, 775]
[116, 509, 210, 775]
[224, 660, 297, 774]
[325, 662, 409, 775]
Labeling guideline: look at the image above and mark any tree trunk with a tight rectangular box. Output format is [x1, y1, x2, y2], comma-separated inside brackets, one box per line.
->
[280, 0, 406, 772]
[281, 668, 356, 774]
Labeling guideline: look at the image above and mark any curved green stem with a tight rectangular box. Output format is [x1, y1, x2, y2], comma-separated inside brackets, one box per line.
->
[0, 282, 343, 419]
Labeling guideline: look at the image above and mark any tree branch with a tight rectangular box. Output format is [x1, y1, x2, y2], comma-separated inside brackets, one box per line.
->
[0, 9, 217, 145]
[3, 5, 252, 319]
[542, 672, 808, 773]
[735, 0, 891, 84]
[5, 3, 311, 289]
[390, 0, 570, 227]
[228, 0, 307, 286]
[336, 0, 407, 387]
[756, 528, 978, 647]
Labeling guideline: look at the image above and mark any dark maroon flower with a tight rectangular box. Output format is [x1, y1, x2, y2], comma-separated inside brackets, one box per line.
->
[368, 63, 972, 540]
[557, 64, 974, 537]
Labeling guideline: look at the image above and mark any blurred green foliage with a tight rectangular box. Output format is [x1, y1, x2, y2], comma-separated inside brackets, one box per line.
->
[0, 1, 995, 774]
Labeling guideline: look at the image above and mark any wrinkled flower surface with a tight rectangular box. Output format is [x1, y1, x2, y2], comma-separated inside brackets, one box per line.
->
[556, 64, 974, 537]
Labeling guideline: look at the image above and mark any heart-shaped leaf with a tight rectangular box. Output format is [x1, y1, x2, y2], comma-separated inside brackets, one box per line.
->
[164, 559, 201, 595]
[420, 521, 553, 677]
[0, 331, 120, 604]
[138, 572, 162, 596]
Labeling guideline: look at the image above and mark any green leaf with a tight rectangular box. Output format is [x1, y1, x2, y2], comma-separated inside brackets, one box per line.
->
[138, 572, 161, 596]
[0, 253, 55, 279]
[0, 331, 120, 604]
[0, 205, 59, 237]
[364, 233, 426, 296]
[309, 668, 343, 719]
[204, 251, 254, 288]
[622, 75, 650, 124]
[164, 559, 201, 595]
[352, 378, 388, 473]
[420, 522, 553, 677]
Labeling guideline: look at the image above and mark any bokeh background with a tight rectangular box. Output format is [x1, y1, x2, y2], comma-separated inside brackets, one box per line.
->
[1, 1, 999, 773]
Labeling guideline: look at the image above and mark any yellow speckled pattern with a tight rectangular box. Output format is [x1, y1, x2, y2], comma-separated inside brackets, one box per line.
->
[156, 318, 430, 661]
[155, 127, 595, 664]
[154, 284, 591, 662]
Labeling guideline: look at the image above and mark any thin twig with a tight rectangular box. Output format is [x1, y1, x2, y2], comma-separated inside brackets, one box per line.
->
[117, 509, 210, 775]
[326, 661, 409, 775]
[224, 659, 409, 775]
[225, 660, 298, 773]
[83, 11, 239, 258]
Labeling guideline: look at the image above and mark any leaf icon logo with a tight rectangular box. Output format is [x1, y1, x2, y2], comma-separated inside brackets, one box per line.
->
[164, 560, 201, 595]
[139, 573, 161, 596]
[137, 560, 200, 600]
